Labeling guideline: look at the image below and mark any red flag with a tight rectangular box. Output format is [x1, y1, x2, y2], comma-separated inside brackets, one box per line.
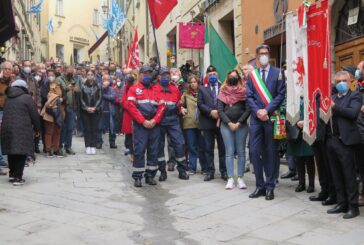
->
[147, 0, 178, 29]
[303, 0, 331, 145]
[126, 27, 140, 69]
[179, 22, 205, 49]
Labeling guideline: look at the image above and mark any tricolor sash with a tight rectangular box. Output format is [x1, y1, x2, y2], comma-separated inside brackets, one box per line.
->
[250, 69, 286, 140]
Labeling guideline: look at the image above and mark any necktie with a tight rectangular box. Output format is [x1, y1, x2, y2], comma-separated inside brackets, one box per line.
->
[262, 69, 266, 84]
[212, 85, 217, 107]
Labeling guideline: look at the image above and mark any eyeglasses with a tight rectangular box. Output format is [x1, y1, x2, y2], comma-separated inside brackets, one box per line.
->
[336, 80, 347, 83]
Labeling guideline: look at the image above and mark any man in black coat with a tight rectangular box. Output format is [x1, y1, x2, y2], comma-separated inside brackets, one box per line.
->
[197, 65, 227, 181]
[326, 71, 362, 219]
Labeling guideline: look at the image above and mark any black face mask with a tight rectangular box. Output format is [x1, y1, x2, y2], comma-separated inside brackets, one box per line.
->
[228, 76, 239, 86]
[66, 73, 73, 80]
[55, 72, 61, 77]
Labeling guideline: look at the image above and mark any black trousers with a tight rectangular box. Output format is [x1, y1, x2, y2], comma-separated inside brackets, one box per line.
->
[326, 136, 358, 209]
[81, 112, 100, 147]
[296, 156, 315, 187]
[354, 143, 364, 194]
[8, 155, 27, 179]
[202, 128, 226, 175]
[312, 140, 336, 199]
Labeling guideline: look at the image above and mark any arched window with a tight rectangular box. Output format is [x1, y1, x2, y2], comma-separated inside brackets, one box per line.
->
[335, 0, 364, 44]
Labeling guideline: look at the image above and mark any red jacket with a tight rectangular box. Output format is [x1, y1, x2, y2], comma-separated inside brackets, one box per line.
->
[155, 82, 182, 126]
[126, 82, 166, 125]
[121, 85, 133, 134]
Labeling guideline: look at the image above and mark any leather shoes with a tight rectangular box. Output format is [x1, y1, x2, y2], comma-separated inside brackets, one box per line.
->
[343, 208, 360, 219]
[309, 193, 328, 202]
[178, 171, 189, 180]
[145, 176, 157, 185]
[327, 204, 348, 214]
[134, 179, 142, 188]
[307, 186, 315, 193]
[322, 196, 337, 206]
[265, 190, 274, 200]
[204, 174, 214, 181]
[159, 171, 167, 181]
[281, 171, 295, 179]
[249, 188, 266, 198]
[295, 183, 306, 192]
[221, 172, 228, 181]
[291, 175, 299, 181]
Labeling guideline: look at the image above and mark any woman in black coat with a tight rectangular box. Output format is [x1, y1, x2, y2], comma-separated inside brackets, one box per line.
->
[1, 79, 40, 185]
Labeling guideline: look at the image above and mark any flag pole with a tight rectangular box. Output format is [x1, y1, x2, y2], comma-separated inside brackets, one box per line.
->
[151, 25, 161, 70]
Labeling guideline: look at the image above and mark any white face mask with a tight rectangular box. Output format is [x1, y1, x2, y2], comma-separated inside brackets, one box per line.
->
[48, 76, 55, 82]
[34, 75, 41, 82]
[171, 75, 180, 82]
[259, 55, 269, 66]
[23, 67, 31, 74]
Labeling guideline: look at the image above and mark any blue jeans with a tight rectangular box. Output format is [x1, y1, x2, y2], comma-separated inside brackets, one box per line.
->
[97, 112, 116, 145]
[220, 122, 248, 178]
[184, 128, 204, 172]
[61, 106, 75, 148]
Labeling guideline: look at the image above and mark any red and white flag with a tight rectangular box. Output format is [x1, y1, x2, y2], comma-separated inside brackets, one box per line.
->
[285, 12, 308, 125]
[147, 0, 178, 29]
[126, 27, 139, 69]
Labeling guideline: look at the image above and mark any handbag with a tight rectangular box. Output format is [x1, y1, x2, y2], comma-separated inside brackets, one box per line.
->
[286, 121, 302, 142]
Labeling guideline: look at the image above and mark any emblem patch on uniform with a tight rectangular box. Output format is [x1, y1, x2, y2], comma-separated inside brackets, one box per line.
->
[136, 88, 143, 95]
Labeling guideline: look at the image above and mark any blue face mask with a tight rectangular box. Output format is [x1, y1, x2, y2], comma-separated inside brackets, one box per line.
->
[336, 81, 349, 94]
[208, 75, 218, 85]
[142, 75, 153, 86]
[160, 77, 170, 87]
[355, 69, 362, 80]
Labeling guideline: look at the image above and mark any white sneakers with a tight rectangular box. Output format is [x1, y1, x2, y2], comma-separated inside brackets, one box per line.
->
[225, 178, 235, 189]
[225, 177, 247, 190]
[237, 177, 247, 189]
[86, 147, 96, 155]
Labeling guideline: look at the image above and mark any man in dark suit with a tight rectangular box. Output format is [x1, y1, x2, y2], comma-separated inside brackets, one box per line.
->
[326, 71, 362, 219]
[197, 65, 227, 181]
[246, 44, 286, 200]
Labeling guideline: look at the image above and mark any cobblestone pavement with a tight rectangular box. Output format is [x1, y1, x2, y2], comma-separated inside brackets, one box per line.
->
[0, 136, 363, 245]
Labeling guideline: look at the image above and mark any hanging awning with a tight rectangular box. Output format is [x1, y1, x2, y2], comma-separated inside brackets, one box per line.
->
[0, 0, 18, 43]
[88, 31, 108, 56]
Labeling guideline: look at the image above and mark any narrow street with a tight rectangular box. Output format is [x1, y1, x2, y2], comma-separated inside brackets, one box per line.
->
[0, 136, 363, 245]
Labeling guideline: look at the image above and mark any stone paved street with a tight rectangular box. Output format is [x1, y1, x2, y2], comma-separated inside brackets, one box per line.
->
[0, 136, 364, 245]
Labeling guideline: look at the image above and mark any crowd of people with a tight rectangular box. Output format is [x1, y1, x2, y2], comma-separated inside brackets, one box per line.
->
[0, 44, 363, 220]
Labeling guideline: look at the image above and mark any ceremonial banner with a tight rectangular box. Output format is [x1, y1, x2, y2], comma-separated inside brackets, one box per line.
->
[179, 22, 205, 49]
[147, 0, 178, 29]
[303, 0, 332, 145]
[126, 27, 140, 69]
[286, 12, 308, 124]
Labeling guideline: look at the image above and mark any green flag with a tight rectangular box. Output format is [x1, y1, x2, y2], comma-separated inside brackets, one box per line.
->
[204, 21, 238, 81]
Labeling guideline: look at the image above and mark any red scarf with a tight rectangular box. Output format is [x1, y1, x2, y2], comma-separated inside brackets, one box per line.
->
[218, 86, 247, 105]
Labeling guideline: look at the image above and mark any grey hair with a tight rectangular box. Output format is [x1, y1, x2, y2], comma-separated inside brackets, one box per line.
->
[242, 64, 255, 72]
[335, 70, 350, 78]
[1, 61, 13, 70]
[170, 67, 180, 73]
[256, 44, 271, 54]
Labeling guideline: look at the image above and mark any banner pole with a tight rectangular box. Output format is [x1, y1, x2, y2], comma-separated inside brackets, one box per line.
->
[152, 25, 161, 70]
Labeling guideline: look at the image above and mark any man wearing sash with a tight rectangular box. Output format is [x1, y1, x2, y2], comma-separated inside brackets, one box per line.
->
[247, 44, 286, 200]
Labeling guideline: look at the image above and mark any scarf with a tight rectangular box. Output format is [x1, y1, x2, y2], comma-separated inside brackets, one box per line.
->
[218, 86, 247, 105]
[188, 89, 198, 98]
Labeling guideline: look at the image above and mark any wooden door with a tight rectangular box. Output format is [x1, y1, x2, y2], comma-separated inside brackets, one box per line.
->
[335, 37, 364, 72]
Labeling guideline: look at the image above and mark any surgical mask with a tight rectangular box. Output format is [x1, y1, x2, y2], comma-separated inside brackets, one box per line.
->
[116, 81, 122, 87]
[87, 75, 94, 80]
[259, 55, 269, 66]
[34, 75, 41, 82]
[116, 69, 121, 73]
[160, 77, 170, 87]
[171, 75, 180, 82]
[142, 75, 153, 86]
[48, 76, 55, 82]
[208, 75, 218, 85]
[336, 82, 349, 94]
[355, 69, 362, 80]
[23, 67, 31, 74]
